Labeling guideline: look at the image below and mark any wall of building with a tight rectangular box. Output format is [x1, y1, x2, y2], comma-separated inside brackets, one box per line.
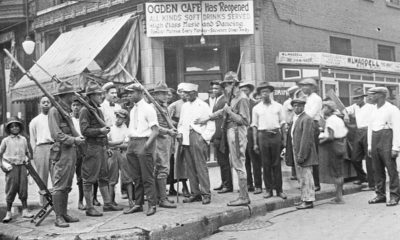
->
[262, 0, 400, 82]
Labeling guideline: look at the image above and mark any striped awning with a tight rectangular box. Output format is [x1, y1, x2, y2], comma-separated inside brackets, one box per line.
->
[11, 14, 133, 102]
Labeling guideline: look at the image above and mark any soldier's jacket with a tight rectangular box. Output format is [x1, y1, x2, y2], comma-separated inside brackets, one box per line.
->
[79, 100, 107, 145]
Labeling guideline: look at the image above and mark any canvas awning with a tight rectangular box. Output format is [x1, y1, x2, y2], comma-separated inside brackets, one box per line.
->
[11, 14, 135, 102]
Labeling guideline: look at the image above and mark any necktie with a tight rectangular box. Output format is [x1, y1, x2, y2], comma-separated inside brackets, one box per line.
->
[133, 105, 139, 130]
[110, 102, 115, 107]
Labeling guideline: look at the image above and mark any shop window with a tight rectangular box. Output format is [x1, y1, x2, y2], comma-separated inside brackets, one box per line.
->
[165, 48, 178, 90]
[282, 68, 301, 80]
[184, 47, 220, 72]
[45, 31, 60, 50]
[330, 37, 352, 56]
[378, 45, 395, 61]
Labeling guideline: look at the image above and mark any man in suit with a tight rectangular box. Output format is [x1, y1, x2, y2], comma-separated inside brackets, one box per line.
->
[291, 95, 318, 209]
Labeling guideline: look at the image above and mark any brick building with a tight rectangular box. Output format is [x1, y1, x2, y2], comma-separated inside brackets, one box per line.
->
[5, 0, 400, 122]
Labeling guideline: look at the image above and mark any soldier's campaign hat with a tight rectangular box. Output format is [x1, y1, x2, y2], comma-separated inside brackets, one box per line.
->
[86, 81, 104, 95]
[152, 82, 170, 93]
[291, 95, 307, 106]
[102, 82, 116, 92]
[256, 82, 275, 94]
[239, 81, 255, 92]
[367, 87, 388, 96]
[220, 71, 239, 86]
[54, 81, 75, 96]
[125, 83, 144, 92]
[298, 78, 318, 87]
[287, 85, 299, 94]
[114, 109, 129, 119]
[181, 83, 199, 92]
[5, 117, 23, 135]
[351, 87, 367, 99]
[322, 100, 338, 111]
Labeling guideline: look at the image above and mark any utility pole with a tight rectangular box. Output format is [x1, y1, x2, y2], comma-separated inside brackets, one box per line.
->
[0, 51, 7, 130]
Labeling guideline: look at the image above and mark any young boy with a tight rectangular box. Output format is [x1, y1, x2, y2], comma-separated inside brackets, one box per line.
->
[0, 117, 33, 223]
[108, 109, 130, 207]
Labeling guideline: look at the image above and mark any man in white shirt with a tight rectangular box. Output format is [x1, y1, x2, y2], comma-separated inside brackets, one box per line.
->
[367, 87, 400, 206]
[100, 82, 122, 127]
[252, 82, 287, 200]
[29, 96, 54, 206]
[345, 87, 375, 190]
[298, 78, 322, 191]
[123, 83, 159, 216]
[178, 83, 215, 205]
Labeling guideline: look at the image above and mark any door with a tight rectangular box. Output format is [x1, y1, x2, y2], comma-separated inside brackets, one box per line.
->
[321, 79, 339, 99]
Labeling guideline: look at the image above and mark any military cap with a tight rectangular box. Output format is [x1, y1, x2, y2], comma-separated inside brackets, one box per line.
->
[85, 80, 104, 95]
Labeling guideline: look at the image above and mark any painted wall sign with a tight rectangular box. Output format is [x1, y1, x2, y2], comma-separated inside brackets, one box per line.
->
[145, 1, 254, 37]
[277, 52, 400, 73]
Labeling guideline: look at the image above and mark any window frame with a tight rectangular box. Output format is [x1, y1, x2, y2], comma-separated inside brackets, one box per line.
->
[377, 44, 396, 61]
[330, 36, 352, 56]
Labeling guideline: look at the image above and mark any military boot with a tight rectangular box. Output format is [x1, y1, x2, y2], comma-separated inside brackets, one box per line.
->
[83, 184, 103, 217]
[62, 192, 79, 223]
[53, 192, 69, 228]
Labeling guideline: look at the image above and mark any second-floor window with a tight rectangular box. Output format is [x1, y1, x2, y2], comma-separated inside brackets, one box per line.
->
[378, 45, 395, 61]
[330, 36, 352, 56]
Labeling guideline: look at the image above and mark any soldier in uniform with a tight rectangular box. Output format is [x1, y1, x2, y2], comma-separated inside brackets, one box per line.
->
[48, 82, 85, 227]
[79, 81, 123, 217]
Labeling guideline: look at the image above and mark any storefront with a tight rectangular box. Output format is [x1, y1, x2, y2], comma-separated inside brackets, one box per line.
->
[276, 52, 400, 107]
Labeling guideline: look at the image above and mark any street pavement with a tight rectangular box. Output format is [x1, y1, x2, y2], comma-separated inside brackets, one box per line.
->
[0, 163, 362, 240]
[204, 190, 400, 240]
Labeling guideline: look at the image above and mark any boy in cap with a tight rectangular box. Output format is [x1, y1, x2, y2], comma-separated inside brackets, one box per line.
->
[367, 87, 400, 206]
[80, 80, 123, 217]
[150, 83, 177, 208]
[1, 117, 33, 223]
[107, 109, 130, 207]
[48, 81, 85, 227]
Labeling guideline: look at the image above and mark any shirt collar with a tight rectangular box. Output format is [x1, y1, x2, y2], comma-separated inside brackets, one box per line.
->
[10, 134, 21, 138]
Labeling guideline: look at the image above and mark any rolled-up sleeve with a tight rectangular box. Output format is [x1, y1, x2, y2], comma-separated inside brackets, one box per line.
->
[48, 108, 75, 146]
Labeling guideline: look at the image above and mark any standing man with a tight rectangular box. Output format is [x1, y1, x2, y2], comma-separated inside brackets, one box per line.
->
[80, 81, 122, 217]
[252, 82, 287, 200]
[179, 83, 215, 205]
[210, 80, 233, 194]
[48, 82, 84, 227]
[367, 87, 400, 206]
[282, 86, 299, 181]
[345, 87, 375, 190]
[123, 83, 159, 216]
[151, 83, 177, 208]
[29, 96, 53, 206]
[291, 95, 317, 209]
[100, 82, 122, 127]
[298, 78, 322, 192]
[239, 81, 259, 193]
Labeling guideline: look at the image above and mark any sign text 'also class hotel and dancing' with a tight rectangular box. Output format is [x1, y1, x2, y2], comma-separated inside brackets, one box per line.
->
[145, 1, 254, 37]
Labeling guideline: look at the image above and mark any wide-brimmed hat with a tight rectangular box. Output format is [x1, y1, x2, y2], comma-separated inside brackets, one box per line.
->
[5, 117, 23, 135]
[298, 78, 318, 87]
[239, 81, 255, 92]
[352, 87, 367, 99]
[54, 81, 75, 96]
[114, 109, 129, 119]
[125, 83, 144, 92]
[367, 87, 388, 96]
[291, 95, 307, 106]
[102, 82, 116, 92]
[220, 71, 239, 87]
[322, 100, 338, 111]
[86, 81, 104, 95]
[256, 82, 275, 94]
[152, 82, 169, 93]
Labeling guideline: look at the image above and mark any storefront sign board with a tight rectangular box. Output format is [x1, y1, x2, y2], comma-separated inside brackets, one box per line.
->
[145, 1, 254, 37]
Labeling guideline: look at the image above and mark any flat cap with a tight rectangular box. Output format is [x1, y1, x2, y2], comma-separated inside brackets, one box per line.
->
[352, 87, 367, 99]
[287, 85, 299, 94]
[181, 83, 199, 92]
[115, 109, 129, 119]
[322, 100, 338, 111]
[291, 95, 307, 106]
[177, 82, 189, 91]
[102, 82, 116, 92]
[367, 87, 388, 95]
[298, 78, 318, 87]
[125, 83, 144, 92]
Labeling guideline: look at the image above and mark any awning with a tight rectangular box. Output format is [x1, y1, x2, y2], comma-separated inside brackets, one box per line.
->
[11, 14, 134, 102]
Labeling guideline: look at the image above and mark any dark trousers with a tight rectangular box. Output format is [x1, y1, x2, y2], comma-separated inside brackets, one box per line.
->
[371, 129, 400, 199]
[52, 144, 76, 193]
[82, 143, 108, 187]
[214, 138, 233, 189]
[313, 121, 320, 188]
[5, 165, 28, 204]
[126, 137, 156, 206]
[351, 128, 375, 188]
[247, 128, 262, 188]
[258, 131, 283, 192]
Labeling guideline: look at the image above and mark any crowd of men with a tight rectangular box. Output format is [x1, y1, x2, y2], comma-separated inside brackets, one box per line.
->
[1, 70, 400, 227]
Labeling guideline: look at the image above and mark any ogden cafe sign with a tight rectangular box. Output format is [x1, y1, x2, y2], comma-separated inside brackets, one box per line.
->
[277, 52, 400, 73]
[145, 1, 254, 37]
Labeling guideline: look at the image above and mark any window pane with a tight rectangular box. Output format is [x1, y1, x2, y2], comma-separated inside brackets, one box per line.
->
[184, 48, 220, 72]
[330, 37, 352, 55]
[378, 45, 395, 61]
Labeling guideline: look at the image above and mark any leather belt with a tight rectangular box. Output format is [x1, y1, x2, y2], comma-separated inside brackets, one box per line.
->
[130, 137, 148, 140]
[259, 128, 280, 134]
[37, 142, 54, 146]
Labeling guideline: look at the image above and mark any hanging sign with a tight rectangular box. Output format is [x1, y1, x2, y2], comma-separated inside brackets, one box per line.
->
[145, 1, 254, 37]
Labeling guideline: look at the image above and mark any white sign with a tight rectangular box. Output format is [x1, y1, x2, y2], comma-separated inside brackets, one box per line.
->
[277, 52, 400, 73]
[145, 1, 254, 37]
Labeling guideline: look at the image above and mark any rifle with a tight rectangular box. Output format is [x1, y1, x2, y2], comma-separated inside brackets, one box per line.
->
[119, 63, 176, 130]
[3, 49, 80, 137]
[33, 60, 108, 127]
[25, 161, 53, 226]
[219, 52, 244, 153]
